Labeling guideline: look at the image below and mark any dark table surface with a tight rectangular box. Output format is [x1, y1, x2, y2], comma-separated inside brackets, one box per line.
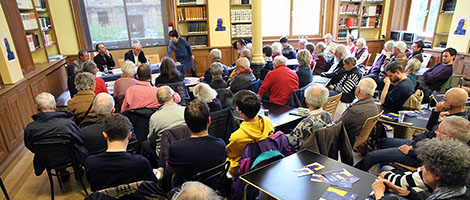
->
[234, 101, 307, 128]
[240, 150, 376, 200]
[378, 107, 431, 131]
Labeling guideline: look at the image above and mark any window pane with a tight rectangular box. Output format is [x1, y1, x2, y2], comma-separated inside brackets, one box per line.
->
[425, 0, 440, 35]
[407, 0, 429, 33]
[126, 0, 165, 47]
[292, 0, 321, 35]
[262, 0, 290, 36]
[84, 0, 129, 49]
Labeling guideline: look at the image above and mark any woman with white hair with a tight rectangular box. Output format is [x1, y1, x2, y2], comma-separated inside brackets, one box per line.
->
[271, 42, 282, 60]
[353, 38, 369, 66]
[405, 58, 422, 88]
[313, 42, 328, 75]
[113, 61, 137, 113]
[68, 72, 96, 122]
[365, 40, 394, 78]
[82, 61, 109, 95]
[193, 83, 223, 112]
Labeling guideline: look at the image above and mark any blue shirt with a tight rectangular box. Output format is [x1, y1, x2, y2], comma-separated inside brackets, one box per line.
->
[167, 38, 194, 71]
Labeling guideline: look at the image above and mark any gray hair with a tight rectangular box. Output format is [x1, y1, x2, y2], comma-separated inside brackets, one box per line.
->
[236, 57, 250, 69]
[193, 83, 217, 103]
[210, 62, 223, 76]
[304, 84, 329, 108]
[316, 42, 327, 51]
[82, 61, 98, 74]
[157, 86, 174, 104]
[296, 49, 313, 67]
[405, 58, 421, 74]
[394, 41, 407, 53]
[274, 55, 287, 66]
[416, 138, 470, 187]
[93, 93, 115, 116]
[35, 92, 55, 111]
[440, 116, 470, 144]
[356, 38, 366, 47]
[384, 40, 394, 51]
[241, 49, 252, 61]
[357, 78, 377, 96]
[78, 49, 88, 57]
[75, 72, 96, 91]
[324, 33, 332, 39]
[343, 56, 357, 66]
[172, 181, 222, 200]
[271, 42, 282, 54]
[335, 44, 348, 60]
[133, 43, 141, 49]
[299, 39, 308, 46]
[210, 48, 222, 60]
[121, 61, 136, 76]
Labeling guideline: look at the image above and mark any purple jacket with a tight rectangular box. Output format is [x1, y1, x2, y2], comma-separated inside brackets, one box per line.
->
[423, 63, 453, 91]
[367, 53, 386, 77]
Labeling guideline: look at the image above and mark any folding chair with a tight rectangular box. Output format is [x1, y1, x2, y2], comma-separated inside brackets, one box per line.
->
[353, 111, 384, 156]
[322, 93, 342, 118]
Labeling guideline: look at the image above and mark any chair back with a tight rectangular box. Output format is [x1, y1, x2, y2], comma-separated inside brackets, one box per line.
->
[250, 79, 262, 94]
[122, 108, 155, 142]
[421, 53, 432, 68]
[190, 161, 230, 191]
[159, 125, 192, 167]
[157, 81, 191, 106]
[353, 110, 383, 149]
[67, 64, 78, 98]
[216, 88, 234, 109]
[31, 135, 75, 169]
[365, 53, 372, 66]
[322, 93, 342, 118]
[147, 54, 161, 64]
[208, 108, 239, 144]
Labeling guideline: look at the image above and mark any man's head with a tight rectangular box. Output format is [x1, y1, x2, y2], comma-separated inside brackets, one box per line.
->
[236, 39, 246, 50]
[298, 39, 308, 50]
[136, 64, 151, 81]
[210, 62, 223, 78]
[280, 36, 288, 48]
[156, 86, 175, 105]
[435, 116, 470, 143]
[35, 92, 56, 112]
[82, 61, 98, 75]
[184, 100, 211, 133]
[75, 72, 96, 91]
[442, 47, 457, 65]
[304, 84, 329, 110]
[393, 41, 407, 56]
[95, 43, 106, 54]
[334, 44, 348, 60]
[263, 45, 273, 57]
[442, 87, 468, 112]
[235, 57, 250, 71]
[240, 49, 252, 61]
[385, 61, 405, 83]
[93, 93, 115, 116]
[324, 33, 333, 44]
[210, 48, 222, 61]
[356, 38, 366, 49]
[234, 90, 260, 119]
[306, 43, 315, 55]
[271, 42, 282, 55]
[169, 30, 179, 43]
[132, 43, 142, 56]
[412, 40, 424, 54]
[172, 181, 222, 200]
[103, 114, 132, 142]
[296, 50, 312, 67]
[78, 49, 89, 62]
[355, 78, 377, 98]
[274, 55, 287, 68]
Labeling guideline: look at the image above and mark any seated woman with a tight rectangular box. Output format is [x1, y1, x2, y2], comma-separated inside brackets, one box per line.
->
[193, 83, 223, 112]
[371, 138, 470, 200]
[82, 61, 109, 95]
[305, 42, 316, 69]
[271, 42, 282, 60]
[405, 58, 422, 88]
[67, 72, 96, 123]
[155, 57, 183, 85]
[328, 56, 362, 103]
[313, 42, 328, 75]
[353, 38, 369, 66]
[113, 61, 137, 113]
[296, 49, 313, 88]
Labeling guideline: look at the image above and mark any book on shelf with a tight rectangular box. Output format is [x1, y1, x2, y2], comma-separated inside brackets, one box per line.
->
[26, 33, 41, 51]
[21, 13, 38, 30]
[187, 22, 206, 34]
[34, 0, 46, 9]
[38, 17, 51, 30]
[177, 6, 206, 21]
[187, 35, 207, 46]
[368, 17, 377, 27]
[231, 9, 251, 22]
[17, 0, 33, 9]
[231, 24, 252, 37]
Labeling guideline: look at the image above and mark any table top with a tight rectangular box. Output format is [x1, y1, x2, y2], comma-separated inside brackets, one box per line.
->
[240, 150, 376, 200]
[234, 101, 306, 128]
[378, 109, 431, 131]
[312, 75, 331, 86]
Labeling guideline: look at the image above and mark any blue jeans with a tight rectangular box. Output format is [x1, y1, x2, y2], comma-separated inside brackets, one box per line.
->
[354, 138, 420, 171]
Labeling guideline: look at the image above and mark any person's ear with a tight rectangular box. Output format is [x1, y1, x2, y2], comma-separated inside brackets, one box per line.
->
[128, 132, 132, 140]
[207, 116, 212, 127]
[111, 108, 115, 114]
[102, 132, 108, 140]
[54, 103, 57, 111]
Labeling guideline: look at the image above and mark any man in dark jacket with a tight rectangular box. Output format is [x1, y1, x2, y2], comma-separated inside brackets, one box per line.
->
[93, 43, 115, 72]
[408, 40, 424, 63]
[24, 92, 88, 176]
[124, 43, 147, 67]
[321, 44, 348, 86]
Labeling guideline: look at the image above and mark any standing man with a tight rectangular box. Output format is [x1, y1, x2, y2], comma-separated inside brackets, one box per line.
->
[124, 43, 147, 67]
[93, 43, 115, 72]
[73, 49, 89, 73]
[166, 30, 196, 77]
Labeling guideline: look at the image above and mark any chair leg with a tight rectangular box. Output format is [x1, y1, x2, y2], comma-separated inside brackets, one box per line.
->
[47, 171, 55, 200]
[56, 170, 64, 190]
[75, 167, 88, 195]
[0, 177, 10, 200]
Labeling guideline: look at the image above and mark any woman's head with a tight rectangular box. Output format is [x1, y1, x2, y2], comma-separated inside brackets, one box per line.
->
[160, 57, 180, 79]
[296, 49, 313, 67]
[405, 58, 421, 74]
[315, 42, 327, 54]
[75, 72, 96, 91]
[82, 61, 98, 75]
[193, 83, 217, 103]
[343, 56, 357, 70]
[121, 61, 136, 77]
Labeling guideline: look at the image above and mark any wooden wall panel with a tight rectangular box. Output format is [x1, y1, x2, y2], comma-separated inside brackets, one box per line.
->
[3, 92, 21, 152]
[219, 47, 233, 67]
[46, 66, 68, 98]
[0, 100, 11, 163]
[16, 84, 36, 128]
[366, 40, 385, 66]
[193, 49, 211, 77]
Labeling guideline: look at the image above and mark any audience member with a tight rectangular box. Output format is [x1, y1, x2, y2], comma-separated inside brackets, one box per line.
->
[409, 40, 424, 62]
[124, 43, 147, 67]
[313, 42, 328, 75]
[155, 57, 183, 85]
[280, 36, 296, 59]
[258, 56, 299, 105]
[208, 62, 227, 89]
[229, 58, 256, 94]
[296, 49, 313, 88]
[298, 38, 308, 51]
[346, 36, 356, 54]
[385, 41, 408, 68]
[365, 40, 394, 79]
[288, 85, 333, 152]
[425, 87, 468, 130]
[380, 61, 415, 113]
[322, 44, 348, 86]
[167, 30, 196, 77]
[324, 33, 336, 59]
[93, 43, 115, 72]
[82, 61, 109, 95]
[404, 58, 421, 88]
[172, 181, 223, 200]
[193, 83, 223, 112]
[167, 100, 226, 188]
[337, 78, 379, 144]
[236, 39, 247, 57]
[85, 114, 157, 191]
[68, 72, 96, 122]
[261, 45, 274, 80]
[113, 61, 137, 113]
[422, 47, 456, 91]
[202, 49, 229, 83]
[148, 86, 186, 156]
[25, 92, 88, 176]
[271, 42, 282, 60]
[227, 90, 274, 176]
[328, 56, 362, 103]
[73, 49, 89, 73]
[353, 38, 369, 66]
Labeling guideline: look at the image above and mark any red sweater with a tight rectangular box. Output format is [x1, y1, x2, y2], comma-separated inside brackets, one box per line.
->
[258, 65, 299, 105]
[94, 77, 109, 95]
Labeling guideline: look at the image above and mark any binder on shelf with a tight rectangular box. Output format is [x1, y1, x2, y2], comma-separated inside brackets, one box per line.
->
[17, 0, 33, 9]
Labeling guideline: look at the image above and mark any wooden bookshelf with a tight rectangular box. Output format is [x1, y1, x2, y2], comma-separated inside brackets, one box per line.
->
[432, 0, 457, 48]
[230, 0, 252, 44]
[175, 0, 209, 48]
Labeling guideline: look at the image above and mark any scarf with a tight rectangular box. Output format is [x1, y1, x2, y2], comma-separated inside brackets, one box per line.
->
[427, 186, 466, 200]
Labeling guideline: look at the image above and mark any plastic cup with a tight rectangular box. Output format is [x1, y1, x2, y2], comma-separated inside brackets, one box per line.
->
[398, 111, 406, 123]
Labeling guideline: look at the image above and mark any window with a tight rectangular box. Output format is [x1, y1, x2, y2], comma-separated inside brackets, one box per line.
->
[262, 0, 322, 37]
[79, 0, 168, 50]
[407, 0, 440, 37]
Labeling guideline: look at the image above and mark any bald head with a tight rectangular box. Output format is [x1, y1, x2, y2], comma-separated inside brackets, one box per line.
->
[304, 84, 329, 109]
[157, 86, 174, 104]
[446, 88, 468, 109]
[236, 57, 250, 70]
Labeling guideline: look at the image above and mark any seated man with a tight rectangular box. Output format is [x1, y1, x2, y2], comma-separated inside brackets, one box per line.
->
[327, 56, 362, 103]
[202, 48, 229, 83]
[121, 64, 180, 112]
[408, 40, 424, 63]
[280, 36, 296, 59]
[167, 100, 226, 188]
[324, 33, 337, 59]
[124, 43, 147, 67]
[85, 114, 157, 191]
[355, 87, 469, 172]
[227, 90, 274, 176]
[321, 44, 348, 86]
[385, 41, 408, 68]
[422, 47, 456, 91]
[288, 85, 334, 152]
[93, 43, 115, 72]
[380, 61, 415, 113]
[337, 78, 379, 145]
[25, 92, 88, 176]
[72, 49, 89, 73]
[229, 58, 256, 94]
[148, 86, 186, 156]
[208, 62, 227, 89]
[258, 56, 299, 105]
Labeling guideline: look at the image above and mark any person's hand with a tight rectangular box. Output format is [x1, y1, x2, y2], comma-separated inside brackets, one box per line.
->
[135, 62, 141, 67]
[438, 111, 450, 122]
[383, 76, 391, 86]
[399, 145, 412, 155]
[385, 51, 392, 58]
[379, 171, 392, 179]
[199, 76, 204, 81]
[105, 49, 110, 56]
[372, 178, 386, 199]
[191, 55, 195, 60]
[328, 85, 335, 90]
[435, 102, 446, 112]
[175, 62, 181, 65]
[383, 179, 411, 196]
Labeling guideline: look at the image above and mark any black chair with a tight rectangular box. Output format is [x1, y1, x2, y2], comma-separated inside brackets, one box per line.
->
[0, 177, 9, 200]
[208, 108, 239, 145]
[215, 88, 234, 109]
[66, 64, 78, 98]
[157, 81, 191, 106]
[190, 161, 230, 194]
[32, 135, 88, 200]
[122, 108, 155, 142]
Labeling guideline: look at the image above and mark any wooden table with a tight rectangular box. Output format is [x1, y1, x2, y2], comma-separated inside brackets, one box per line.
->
[234, 101, 306, 128]
[240, 150, 376, 200]
[378, 109, 431, 131]
[99, 63, 184, 82]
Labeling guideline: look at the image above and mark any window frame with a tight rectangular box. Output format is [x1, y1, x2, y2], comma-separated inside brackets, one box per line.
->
[406, 0, 440, 36]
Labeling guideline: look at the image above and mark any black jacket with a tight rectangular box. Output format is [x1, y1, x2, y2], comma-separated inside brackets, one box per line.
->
[323, 58, 346, 86]
[93, 53, 115, 71]
[209, 76, 228, 89]
[124, 50, 147, 64]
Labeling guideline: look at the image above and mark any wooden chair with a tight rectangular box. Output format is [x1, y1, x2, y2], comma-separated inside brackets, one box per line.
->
[392, 162, 418, 171]
[353, 111, 384, 152]
[365, 53, 372, 66]
[322, 93, 342, 119]
[147, 54, 161, 64]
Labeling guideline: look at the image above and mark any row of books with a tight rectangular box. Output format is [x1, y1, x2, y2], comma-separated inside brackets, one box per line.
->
[187, 22, 207, 34]
[338, 17, 358, 28]
[176, 6, 206, 21]
[38, 17, 51, 30]
[177, 0, 206, 5]
[231, 24, 252, 38]
[362, 5, 383, 16]
[33, 0, 46, 9]
[21, 13, 38, 30]
[231, 9, 251, 23]
[361, 17, 379, 27]
[17, 0, 33, 9]
[337, 29, 358, 40]
[340, 4, 360, 15]
[26, 33, 41, 51]
[363, 0, 383, 2]
[187, 35, 207, 46]
[43, 32, 54, 46]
